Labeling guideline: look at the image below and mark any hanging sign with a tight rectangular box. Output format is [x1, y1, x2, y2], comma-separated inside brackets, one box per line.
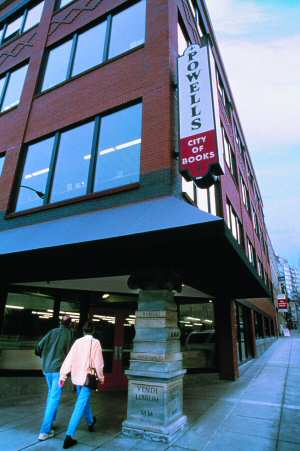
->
[277, 294, 288, 312]
[178, 42, 223, 185]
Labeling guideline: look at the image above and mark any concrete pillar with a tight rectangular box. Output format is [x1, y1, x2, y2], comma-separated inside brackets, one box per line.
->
[214, 298, 239, 380]
[0, 287, 8, 334]
[122, 272, 187, 444]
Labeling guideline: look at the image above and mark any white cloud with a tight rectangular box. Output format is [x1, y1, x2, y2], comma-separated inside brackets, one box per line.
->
[220, 35, 300, 151]
[207, 0, 267, 35]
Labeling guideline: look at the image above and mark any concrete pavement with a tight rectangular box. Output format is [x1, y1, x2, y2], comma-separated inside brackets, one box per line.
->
[1, 336, 300, 450]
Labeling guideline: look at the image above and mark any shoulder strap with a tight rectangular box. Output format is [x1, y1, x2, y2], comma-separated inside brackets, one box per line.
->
[88, 338, 93, 369]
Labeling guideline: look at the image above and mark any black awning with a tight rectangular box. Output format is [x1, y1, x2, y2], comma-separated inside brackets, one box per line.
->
[1, 196, 270, 299]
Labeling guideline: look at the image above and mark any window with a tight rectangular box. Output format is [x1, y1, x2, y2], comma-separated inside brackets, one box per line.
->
[252, 206, 259, 235]
[0, 153, 5, 175]
[246, 237, 256, 268]
[257, 259, 263, 278]
[196, 185, 218, 215]
[182, 180, 218, 215]
[241, 175, 251, 213]
[16, 137, 54, 211]
[109, 0, 146, 58]
[226, 200, 243, 247]
[3, 16, 22, 42]
[182, 178, 195, 203]
[222, 127, 238, 181]
[41, 0, 146, 92]
[72, 22, 107, 76]
[23, 2, 44, 32]
[15, 102, 142, 212]
[217, 71, 231, 115]
[0, 64, 28, 112]
[42, 40, 73, 91]
[0, 2, 44, 45]
[50, 121, 95, 202]
[94, 103, 142, 192]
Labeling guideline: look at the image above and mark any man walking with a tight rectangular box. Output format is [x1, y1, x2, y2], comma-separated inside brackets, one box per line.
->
[35, 314, 73, 441]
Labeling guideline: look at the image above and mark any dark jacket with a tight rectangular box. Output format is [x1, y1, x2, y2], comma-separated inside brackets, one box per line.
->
[35, 325, 74, 373]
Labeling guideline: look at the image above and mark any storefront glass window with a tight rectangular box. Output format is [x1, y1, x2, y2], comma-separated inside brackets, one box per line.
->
[236, 304, 251, 363]
[179, 302, 216, 370]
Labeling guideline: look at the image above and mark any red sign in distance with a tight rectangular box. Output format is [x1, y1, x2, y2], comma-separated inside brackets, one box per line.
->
[180, 129, 218, 178]
[278, 299, 288, 309]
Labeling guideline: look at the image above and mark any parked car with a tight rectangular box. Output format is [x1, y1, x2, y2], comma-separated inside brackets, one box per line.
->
[182, 329, 216, 369]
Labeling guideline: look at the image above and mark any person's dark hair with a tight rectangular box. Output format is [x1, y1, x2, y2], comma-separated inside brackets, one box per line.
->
[83, 321, 94, 335]
[61, 315, 72, 327]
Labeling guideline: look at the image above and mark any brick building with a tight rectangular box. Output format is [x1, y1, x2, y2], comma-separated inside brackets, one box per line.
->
[0, 0, 277, 442]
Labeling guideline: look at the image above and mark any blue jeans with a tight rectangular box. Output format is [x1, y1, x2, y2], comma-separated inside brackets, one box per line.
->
[40, 372, 62, 434]
[66, 386, 94, 437]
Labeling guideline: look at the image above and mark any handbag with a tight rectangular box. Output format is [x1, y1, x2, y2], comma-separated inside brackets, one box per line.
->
[84, 338, 99, 391]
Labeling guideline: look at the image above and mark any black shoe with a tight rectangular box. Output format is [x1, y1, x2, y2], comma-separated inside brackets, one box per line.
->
[63, 435, 77, 449]
[88, 416, 96, 432]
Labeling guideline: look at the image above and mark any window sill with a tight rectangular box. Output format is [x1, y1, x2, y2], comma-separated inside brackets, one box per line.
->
[6, 182, 140, 219]
[35, 44, 144, 98]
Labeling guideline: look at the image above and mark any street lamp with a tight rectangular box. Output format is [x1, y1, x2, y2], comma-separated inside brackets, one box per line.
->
[20, 185, 45, 199]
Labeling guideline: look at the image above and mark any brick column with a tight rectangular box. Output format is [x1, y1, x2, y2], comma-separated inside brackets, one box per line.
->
[0, 286, 8, 334]
[122, 272, 187, 444]
[214, 298, 239, 380]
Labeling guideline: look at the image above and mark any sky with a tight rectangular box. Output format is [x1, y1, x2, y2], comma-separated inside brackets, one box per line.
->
[206, 0, 300, 270]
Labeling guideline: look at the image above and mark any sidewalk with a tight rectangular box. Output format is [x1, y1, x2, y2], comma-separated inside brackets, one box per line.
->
[1, 336, 300, 450]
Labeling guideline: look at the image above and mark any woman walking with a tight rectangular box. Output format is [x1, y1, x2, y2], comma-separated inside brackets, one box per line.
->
[59, 321, 104, 449]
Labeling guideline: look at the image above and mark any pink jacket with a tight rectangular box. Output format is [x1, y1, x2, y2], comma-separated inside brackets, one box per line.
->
[60, 335, 104, 386]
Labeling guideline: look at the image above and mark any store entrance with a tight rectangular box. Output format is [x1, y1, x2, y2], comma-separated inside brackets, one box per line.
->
[89, 306, 135, 390]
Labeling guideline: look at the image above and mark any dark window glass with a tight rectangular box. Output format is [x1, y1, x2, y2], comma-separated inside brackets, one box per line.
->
[109, 0, 146, 58]
[94, 103, 142, 192]
[16, 137, 54, 211]
[42, 40, 72, 91]
[72, 21, 107, 76]
[3, 16, 22, 41]
[1, 65, 28, 112]
[50, 121, 94, 202]
[0, 153, 5, 175]
[23, 2, 44, 32]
